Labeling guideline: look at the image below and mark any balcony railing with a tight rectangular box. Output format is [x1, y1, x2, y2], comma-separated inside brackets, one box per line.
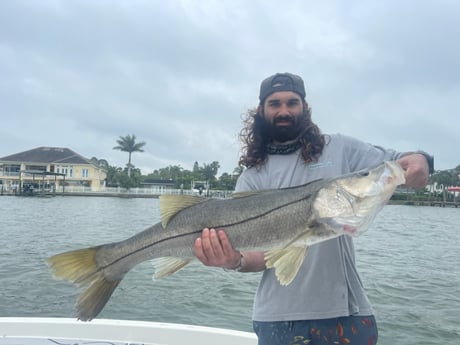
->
[0, 171, 20, 177]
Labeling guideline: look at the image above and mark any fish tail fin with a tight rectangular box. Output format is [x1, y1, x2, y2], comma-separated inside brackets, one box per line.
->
[47, 246, 122, 321]
[75, 274, 120, 321]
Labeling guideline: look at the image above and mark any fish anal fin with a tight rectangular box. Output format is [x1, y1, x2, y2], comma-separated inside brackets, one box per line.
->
[152, 257, 191, 280]
[159, 195, 206, 227]
[264, 246, 308, 286]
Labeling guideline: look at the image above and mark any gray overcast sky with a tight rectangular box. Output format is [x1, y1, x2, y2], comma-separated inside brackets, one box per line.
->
[1, 0, 458, 175]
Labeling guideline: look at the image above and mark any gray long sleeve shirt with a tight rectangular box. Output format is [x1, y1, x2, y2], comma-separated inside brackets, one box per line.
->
[235, 133, 401, 322]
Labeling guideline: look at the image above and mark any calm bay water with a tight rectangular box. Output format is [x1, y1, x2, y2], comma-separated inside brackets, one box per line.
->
[0, 196, 459, 344]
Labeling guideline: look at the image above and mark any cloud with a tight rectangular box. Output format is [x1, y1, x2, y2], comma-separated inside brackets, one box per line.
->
[1, 0, 459, 175]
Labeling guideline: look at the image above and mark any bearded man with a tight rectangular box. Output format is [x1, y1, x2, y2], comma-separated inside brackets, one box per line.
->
[194, 72, 433, 345]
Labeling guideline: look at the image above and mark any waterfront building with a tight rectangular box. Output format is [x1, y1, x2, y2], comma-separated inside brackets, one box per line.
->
[0, 147, 107, 194]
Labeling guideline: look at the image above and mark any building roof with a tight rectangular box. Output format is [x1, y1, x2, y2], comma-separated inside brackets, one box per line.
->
[0, 147, 92, 165]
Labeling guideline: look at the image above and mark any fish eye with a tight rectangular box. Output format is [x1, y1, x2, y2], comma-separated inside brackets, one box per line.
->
[358, 171, 370, 177]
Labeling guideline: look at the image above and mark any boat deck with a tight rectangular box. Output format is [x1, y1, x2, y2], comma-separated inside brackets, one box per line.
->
[0, 318, 257, 345]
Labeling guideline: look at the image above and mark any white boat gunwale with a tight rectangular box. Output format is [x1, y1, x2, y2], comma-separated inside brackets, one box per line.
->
[0, 317, 257, 345]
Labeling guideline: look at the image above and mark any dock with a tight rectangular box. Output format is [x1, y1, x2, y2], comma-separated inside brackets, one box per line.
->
[389, 200, 459, 208]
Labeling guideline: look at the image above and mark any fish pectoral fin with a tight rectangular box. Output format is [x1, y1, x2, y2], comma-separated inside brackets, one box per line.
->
[264, 246, 308, 286]
[152, 257, 191, 280]
[264, 248, 289, 268]
[159, 195, 206, 227]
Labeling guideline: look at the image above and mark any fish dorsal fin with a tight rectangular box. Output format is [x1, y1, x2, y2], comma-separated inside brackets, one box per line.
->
[159, 195, 206, 227]
[152, 257, 191, 279]
[264, 246, 308, 286]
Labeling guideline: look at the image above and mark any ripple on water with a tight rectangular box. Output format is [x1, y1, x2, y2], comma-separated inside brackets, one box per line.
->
[0, 199, 459, 343]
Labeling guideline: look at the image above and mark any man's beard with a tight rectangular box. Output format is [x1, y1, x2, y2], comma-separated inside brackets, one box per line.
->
[263, 115, 304, 143]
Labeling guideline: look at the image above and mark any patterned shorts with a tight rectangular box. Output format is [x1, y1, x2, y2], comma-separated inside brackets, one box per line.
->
[253, 315, 378, 345]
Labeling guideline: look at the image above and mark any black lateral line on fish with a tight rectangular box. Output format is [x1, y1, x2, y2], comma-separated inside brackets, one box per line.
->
[98, 196, 309, 272]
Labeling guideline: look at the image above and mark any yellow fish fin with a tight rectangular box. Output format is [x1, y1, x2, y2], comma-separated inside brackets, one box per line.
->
[264, 246, 308, 286]
[47, 246, 122, 321]
[159, 195, 206, 227]
[152, 257, 192, 279]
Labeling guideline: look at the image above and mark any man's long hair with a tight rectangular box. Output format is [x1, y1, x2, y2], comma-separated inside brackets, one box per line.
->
[238, 102, 325, 168]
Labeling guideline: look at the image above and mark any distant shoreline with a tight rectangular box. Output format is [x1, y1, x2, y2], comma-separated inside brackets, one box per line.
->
[1, 191, 458, 207]
[389, 200, 459, 208]
[0, 191, 160, 198]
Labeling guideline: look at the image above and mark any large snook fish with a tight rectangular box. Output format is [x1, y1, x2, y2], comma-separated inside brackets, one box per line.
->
[48, 161, 405, 321]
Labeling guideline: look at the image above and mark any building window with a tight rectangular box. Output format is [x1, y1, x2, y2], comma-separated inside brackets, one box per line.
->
[4, 165, 20, 176]
[82, 169, 89, 178]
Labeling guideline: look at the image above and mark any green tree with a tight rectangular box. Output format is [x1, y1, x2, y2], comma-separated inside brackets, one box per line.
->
[113, 134, 146, 177]
[143, 165, 195, 189]
[147, 165, 182, 180]
[119, 167, 142, 189]
[105, 165, 123, 187]
[430, 169, 458, 187]
[193, 161, 218, 195]
[233, 166, 244, 178]
[89, 157, 98, 166]
[217, 172, 235, 190]
[97, 159, 109, 170]
[89, 157, 109, 170]
[454, 165, 460, 185]
[193, 161, 200, 173]
[202, 161, 220, 185]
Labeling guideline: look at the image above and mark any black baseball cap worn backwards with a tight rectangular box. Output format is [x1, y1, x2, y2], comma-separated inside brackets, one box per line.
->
[259, 72, 306, 103]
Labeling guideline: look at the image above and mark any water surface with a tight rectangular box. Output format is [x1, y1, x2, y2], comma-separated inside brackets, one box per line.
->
[0, 196, 458, 344]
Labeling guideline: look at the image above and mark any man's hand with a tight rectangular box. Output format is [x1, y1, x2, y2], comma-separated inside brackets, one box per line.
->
[194, 228, 242, 269]
[397, 153, 430, 189]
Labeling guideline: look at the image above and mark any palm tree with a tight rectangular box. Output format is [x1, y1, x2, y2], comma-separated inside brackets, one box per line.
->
[113, 134, 146, 177]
